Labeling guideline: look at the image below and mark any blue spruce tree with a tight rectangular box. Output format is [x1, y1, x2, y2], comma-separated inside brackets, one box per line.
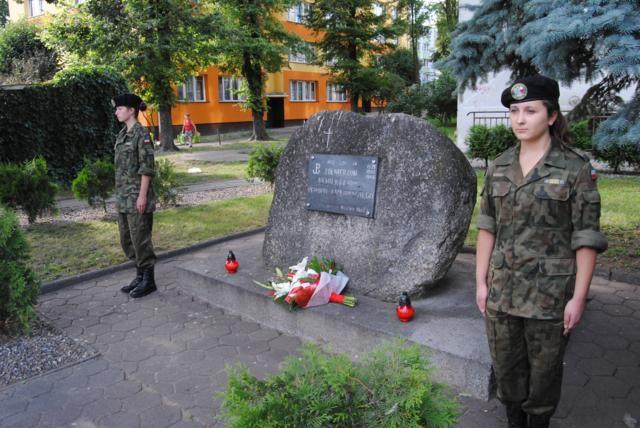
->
[445, 0, 640, 152]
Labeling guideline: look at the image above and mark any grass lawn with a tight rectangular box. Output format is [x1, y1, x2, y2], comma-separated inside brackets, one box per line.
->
[464, 171, 640, 272]
[155, 158, 248, 186]
[26, 194, 273, 283]
[184, 139, 287, 152]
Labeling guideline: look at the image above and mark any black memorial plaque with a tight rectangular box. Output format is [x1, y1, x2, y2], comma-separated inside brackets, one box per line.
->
[306, 154, 379, 218]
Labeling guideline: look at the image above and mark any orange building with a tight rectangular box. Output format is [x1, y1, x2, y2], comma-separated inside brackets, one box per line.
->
[8, 0, 352, 134]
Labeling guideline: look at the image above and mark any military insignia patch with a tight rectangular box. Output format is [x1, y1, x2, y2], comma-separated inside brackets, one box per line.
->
[511, 83, 528, 100]
[544, 178, 565, 185]
[591, 168, 597, 181]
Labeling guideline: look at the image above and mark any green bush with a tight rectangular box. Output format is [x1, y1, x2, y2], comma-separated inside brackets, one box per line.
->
[153, 158, 181, 207]
[466, 124, 517, 167]
[0, 19, 58, 84]
[0, 64, 128, 184]
[569, 120, 593, 151]
[387, 84, 428, 117]
[0, 157, 57, 223]
[221, 341, 459, 428]
[0, 206, 39, 335]
[72, 158, 115, 212]
[246, 144, 284, 187]
[594, 143, 640, 173]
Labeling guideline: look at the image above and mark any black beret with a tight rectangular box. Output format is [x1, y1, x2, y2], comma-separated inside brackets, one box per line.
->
[112, 93, 143, 109]
[501, 75, 560, 108]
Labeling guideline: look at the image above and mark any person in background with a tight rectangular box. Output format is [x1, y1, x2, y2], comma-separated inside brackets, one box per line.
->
[113, 93, 158, 298]
[181, 113, 198, 148]
[475, 75, 607, 428]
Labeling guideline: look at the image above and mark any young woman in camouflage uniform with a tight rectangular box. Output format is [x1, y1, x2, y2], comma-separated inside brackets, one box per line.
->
[475, 75, 608, 428]
[113, 93, 157, 298]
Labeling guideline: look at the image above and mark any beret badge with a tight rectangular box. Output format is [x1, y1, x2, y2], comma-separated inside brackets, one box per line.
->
[511, 83, 528, 100]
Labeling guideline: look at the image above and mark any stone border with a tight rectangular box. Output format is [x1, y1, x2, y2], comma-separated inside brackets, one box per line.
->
[40, 227, 267, 295]
[460, 246, 640, 286]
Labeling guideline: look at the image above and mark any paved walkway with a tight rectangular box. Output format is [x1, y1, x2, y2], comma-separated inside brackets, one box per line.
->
[1, 242, 638, 427]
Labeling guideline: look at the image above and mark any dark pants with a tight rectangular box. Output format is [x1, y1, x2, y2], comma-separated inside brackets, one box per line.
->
[118, 212, 156, 269]
[485, 308, 569, 417]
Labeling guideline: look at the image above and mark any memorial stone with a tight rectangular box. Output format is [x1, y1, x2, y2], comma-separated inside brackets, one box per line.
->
[263, 111, 476, 300]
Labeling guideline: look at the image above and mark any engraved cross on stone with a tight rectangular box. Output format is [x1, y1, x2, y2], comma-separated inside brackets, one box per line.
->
[324, 129, 333, 147]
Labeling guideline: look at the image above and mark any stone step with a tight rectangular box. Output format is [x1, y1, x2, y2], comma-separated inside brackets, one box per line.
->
[176, 232, 493, 400]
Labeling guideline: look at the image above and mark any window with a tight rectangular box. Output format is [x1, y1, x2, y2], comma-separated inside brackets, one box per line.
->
[289, 43, 315, 64]
[287, 2, 311, 23]
[29, 0, 45, 16]
[326, 83, 347, 102]
[178, 76, 206, 102]
[290, 80, 316, 102]
[219, 76, 245, 102]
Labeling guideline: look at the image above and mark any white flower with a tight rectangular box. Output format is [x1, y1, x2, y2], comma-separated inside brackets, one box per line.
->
[271, 281, 292, 299]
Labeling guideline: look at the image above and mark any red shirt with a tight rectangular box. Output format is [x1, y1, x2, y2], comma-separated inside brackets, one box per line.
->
[183, 119, 194, 132]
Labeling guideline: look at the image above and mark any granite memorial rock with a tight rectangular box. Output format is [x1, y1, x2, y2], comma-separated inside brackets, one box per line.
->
[263, 110, 476, 300]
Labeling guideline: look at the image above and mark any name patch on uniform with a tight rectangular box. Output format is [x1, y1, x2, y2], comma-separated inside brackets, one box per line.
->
[544, 178, 566, 185]
[493, 173, 505, 177]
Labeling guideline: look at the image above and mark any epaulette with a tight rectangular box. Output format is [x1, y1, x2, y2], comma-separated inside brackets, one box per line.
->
[564, 144, 591, 162]
[493, 144, 518, 166]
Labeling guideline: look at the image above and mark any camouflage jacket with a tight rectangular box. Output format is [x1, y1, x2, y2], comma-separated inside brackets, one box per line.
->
[114, 122, 156, 213]
[478, 139, 607, 319]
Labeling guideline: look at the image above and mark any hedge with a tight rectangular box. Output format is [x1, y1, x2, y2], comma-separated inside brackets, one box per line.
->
[0, 65, 128, 184]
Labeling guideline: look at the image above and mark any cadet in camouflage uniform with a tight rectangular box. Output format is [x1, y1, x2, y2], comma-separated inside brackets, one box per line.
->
[475, 75, 607, 428]
[113, 93, 157, 298]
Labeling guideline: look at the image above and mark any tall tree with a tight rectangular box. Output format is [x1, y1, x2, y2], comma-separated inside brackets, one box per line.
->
[0, 0, 8, 27]
[213, 0, 299, 141]
[396, 0, 430, 84]
[45, 0, 220, 151]
[306, 0, 398, 112]
[430, 0, 458, 62]
[445, 0, 640, 150]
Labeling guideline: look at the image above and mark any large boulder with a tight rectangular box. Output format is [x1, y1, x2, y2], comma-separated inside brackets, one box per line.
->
[263, 111, 476, 300]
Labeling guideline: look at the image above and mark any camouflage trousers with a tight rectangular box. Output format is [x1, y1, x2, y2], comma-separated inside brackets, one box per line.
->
[118, 212, 156, 269]
[485, 308, 569, 417]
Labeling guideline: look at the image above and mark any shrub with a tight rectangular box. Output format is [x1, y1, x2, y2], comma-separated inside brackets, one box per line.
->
[246, 144, 284, 187]
[72, 158, 115, 212]
[387, 84, 428, 117]
[0, 19, 58, 83]
[594, 143, 640, 173]
[153, 158, 181, 207]
[466, 124, 517, 167]
[221, 341, 459, 428]
[0, 206, 39, 335]
[0, 65, 128, 184]
[569, 120, 593, 151]
[0, 157, 57, 223]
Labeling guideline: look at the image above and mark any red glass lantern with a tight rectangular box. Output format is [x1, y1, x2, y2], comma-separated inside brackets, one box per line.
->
[396, 292, 415, 322]
[225, 250, 239, 273]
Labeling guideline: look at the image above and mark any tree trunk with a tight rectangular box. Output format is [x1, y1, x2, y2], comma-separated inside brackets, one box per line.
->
[158, 106, 177, 151]
[350, 95, 359, 113]
[250, 109, 270, 141]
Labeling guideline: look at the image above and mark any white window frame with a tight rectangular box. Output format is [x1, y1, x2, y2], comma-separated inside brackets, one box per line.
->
[178, 76, 206, 102]
[289, 43, 315, 64]
[326, 83, 347, 102]
[218, 76, 246, 102]
[287, 2, 311, 23]
[289, 80, 316, 102]
[29, 0, 45, 17]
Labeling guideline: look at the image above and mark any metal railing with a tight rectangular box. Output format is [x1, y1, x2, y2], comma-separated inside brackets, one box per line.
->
[467, 110, 610, 131]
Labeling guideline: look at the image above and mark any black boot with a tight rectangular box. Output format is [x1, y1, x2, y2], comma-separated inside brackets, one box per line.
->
[130, 266, 157, 298]
[506, 402, 528, 428]
[529, 415, 550, 428]
[121, 267, 143, 293]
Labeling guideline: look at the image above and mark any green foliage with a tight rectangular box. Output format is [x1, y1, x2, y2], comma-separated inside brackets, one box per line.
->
[0, 64, 127, 183]
[0, 19, 58, 84]
[246, 144, 284, 187]
[213, 0, 299, 140]
[568, 120, 593, 151]
[72, 158, 115, 212]
[430, 0, 458, 62]
[0, 0, 8, 27]
[221, 341, 459, 427]
[44, 0, 222, 149]
[387, 84, 428, 117]
[153, 158, 181, 207]
[0, 206, 39, 335]
[378, 48, 415, 86]
[0, 157, 57, 223]
[306, 0, 400, 111]
[593, 143, 640, 173]
[423, 70, 457, 125]
[466, 125, 517, 167]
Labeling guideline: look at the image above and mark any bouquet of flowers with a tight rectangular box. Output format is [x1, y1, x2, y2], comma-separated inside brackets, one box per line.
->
[254, 256, 356, 309]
